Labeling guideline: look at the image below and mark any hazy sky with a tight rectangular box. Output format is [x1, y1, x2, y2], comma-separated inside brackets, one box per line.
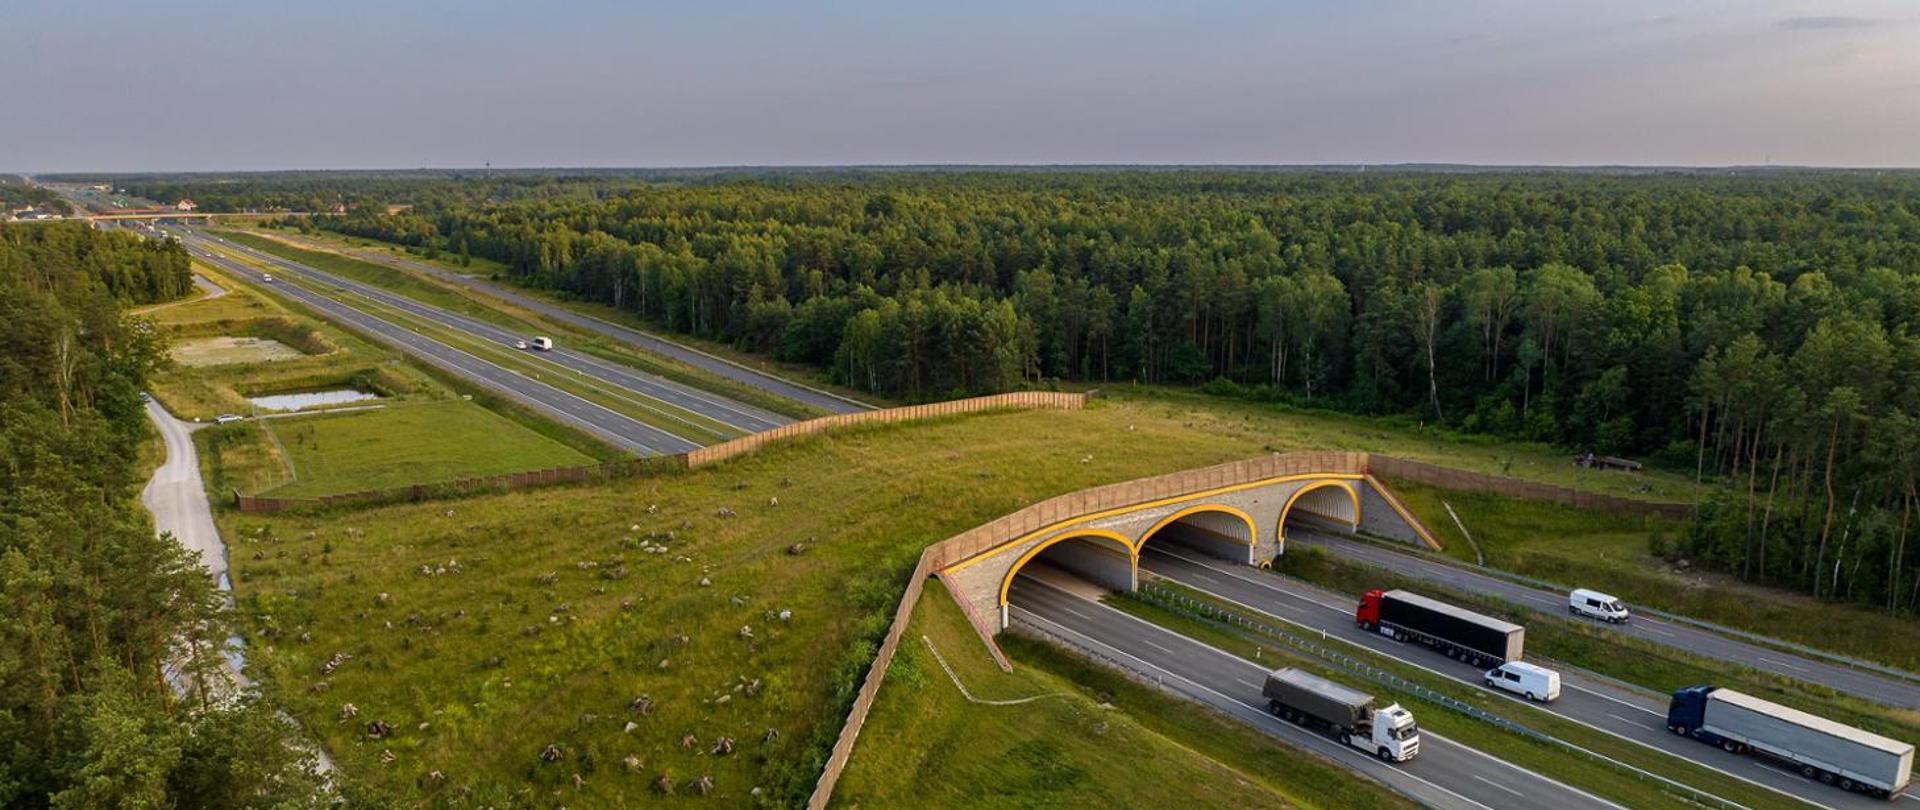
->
[6, 0, 1918, 172]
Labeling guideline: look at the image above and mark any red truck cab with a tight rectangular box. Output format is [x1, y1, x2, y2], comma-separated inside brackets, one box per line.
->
[1356, 589, 1385, 629]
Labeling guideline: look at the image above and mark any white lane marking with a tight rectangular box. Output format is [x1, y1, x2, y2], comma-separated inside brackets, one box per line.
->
[1060, 605, 1092, 621]
[1472, 775, 1525, 798]
[1006, 604, 1496, 810]
[1757, 656, 1813, 674]
[1237, 677, 1263, 691]
[1139, 555, 1822, 809]
[1606, 713, 1642, 726]
[1143, 638, 1176, 656]
[1019, 580, 1627, 810]
[1640, 625, 1677, 638]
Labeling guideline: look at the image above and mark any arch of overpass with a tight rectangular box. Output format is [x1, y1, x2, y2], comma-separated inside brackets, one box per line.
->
[966, 473, 1393, 629]
[1277, 479, 1361, 541]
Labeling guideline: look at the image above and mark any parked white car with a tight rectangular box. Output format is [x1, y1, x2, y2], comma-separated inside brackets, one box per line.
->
[1484, 661, 1561, 702]
[214, 413, 244, 424]
[1569, 588, 1631, 623]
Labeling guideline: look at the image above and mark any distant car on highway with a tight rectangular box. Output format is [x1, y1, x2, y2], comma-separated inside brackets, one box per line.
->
[513, 339, 530, 350]
[1569, 588, 1630, 623]
[262, 273, 274, 283]
[1484, 661, 1560, 702]
[530, 336, 554, 351]
[214, 414, 244, 424]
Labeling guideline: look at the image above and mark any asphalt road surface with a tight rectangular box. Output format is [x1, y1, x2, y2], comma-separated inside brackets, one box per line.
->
[181, 233, 699, 455]
[1141, 543, 1914, 809]
[1295, 530, 1920, 713]
[265, 232, 871, 415]
[178, 228, 791, 435]
[1009, 577, 1628, 810]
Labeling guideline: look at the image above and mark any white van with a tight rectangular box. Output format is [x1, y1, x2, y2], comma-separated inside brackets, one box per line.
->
[1569, 588, 1630, 623]
[530, 336, 554, 351]
[1484, 661, 1561, 702]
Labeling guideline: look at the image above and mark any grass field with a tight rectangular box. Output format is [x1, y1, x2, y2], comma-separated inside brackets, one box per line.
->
[1119, 388, 1706, 502]
[264, 401, 596, 497]
[222, 402, 1287, 806]
[1389, 481, 1920, 673]
[833, 582, 1411, 809]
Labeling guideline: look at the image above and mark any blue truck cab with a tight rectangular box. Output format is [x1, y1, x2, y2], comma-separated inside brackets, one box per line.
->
[1666, 685, 1715, 740]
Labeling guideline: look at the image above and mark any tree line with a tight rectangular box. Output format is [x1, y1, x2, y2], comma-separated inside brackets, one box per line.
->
[247, 168, 1917, 611]
[0, 222, 325, 807]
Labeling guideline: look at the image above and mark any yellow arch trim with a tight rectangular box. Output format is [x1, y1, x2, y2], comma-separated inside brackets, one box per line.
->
[1277, 480, 1361, 540]
[942, 472, 1366, 575]
[996, 529, 1138, 607]
[1136, 504, 1258, 554]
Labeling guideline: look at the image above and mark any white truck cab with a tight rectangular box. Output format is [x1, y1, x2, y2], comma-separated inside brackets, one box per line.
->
[1368, 704, 1421, 761]
[1570, 588, 1630, 623]
[530, 336, 554, 351]
[1485, 660, 1561, 702]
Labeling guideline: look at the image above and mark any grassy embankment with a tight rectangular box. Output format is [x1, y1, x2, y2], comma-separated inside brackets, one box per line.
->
[1112, 581, 1820, 810]
[145, 260, 603, 500]
[199, 240, 747, 445]
[1273, 545, 1920, 742]
[1390, 480, 1920, 674]
[221, 401, 1272, 806]
[270, 225, 881, 407]
[832, 581, 1411, 809]
[217, 227, 840, 420]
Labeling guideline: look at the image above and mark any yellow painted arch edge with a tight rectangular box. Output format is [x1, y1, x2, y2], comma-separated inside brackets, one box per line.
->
[1277, 480, 1362, 540]
[1137, 503, 1258, 553]
[996, 529, 1137, 607]
[943, 472, 1367, 576]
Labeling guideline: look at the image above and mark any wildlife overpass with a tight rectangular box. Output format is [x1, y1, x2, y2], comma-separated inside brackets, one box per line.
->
[933, 452, 1439, 632]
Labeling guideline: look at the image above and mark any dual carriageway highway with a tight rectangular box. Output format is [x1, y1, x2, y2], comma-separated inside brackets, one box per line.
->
[126, 218, 1917, 807]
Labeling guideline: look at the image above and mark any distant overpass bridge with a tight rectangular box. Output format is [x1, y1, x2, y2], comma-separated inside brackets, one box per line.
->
[85, 211, 326, 221]
[932, 452, 1440, 631]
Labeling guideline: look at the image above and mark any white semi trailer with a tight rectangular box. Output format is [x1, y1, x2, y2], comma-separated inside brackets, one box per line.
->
[1668, 685, 1913, 799]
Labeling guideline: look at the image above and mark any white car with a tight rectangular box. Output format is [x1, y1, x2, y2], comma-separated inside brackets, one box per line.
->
[262, 273, 274, 283]
[1485, 661, 1561, 702]
[1569, 588, 1631, 623]
[513, 340, 530, 350]
[214, 413, 244, 424]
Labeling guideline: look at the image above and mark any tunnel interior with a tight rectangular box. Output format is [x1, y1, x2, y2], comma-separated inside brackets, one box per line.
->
[1136, 507, 1255, 564]
[1279, 482, 1360, 542]
[1004, 532, 1137, 600]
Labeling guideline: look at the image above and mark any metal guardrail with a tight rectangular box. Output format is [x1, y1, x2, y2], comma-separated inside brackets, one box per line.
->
[1132, 582, 1753, 810]
[1346, 531, 1920, 687]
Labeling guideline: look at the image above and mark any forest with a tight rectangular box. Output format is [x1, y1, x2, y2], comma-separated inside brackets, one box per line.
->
[0, 222, 322, 807]
[125, 169, 1920, 612]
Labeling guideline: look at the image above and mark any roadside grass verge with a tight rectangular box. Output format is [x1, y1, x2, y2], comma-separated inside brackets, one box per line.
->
[1118, 388, 1705, 502]
[1273, 545, 1920, 742]
[1388, 480, 1920, 674]
[208, 240, 748, 444]
[1118, 579, 1819, 810]
[262, 400, 597, 498]
[224, 226, 839, 420]
[833, 583, 1405, 809]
